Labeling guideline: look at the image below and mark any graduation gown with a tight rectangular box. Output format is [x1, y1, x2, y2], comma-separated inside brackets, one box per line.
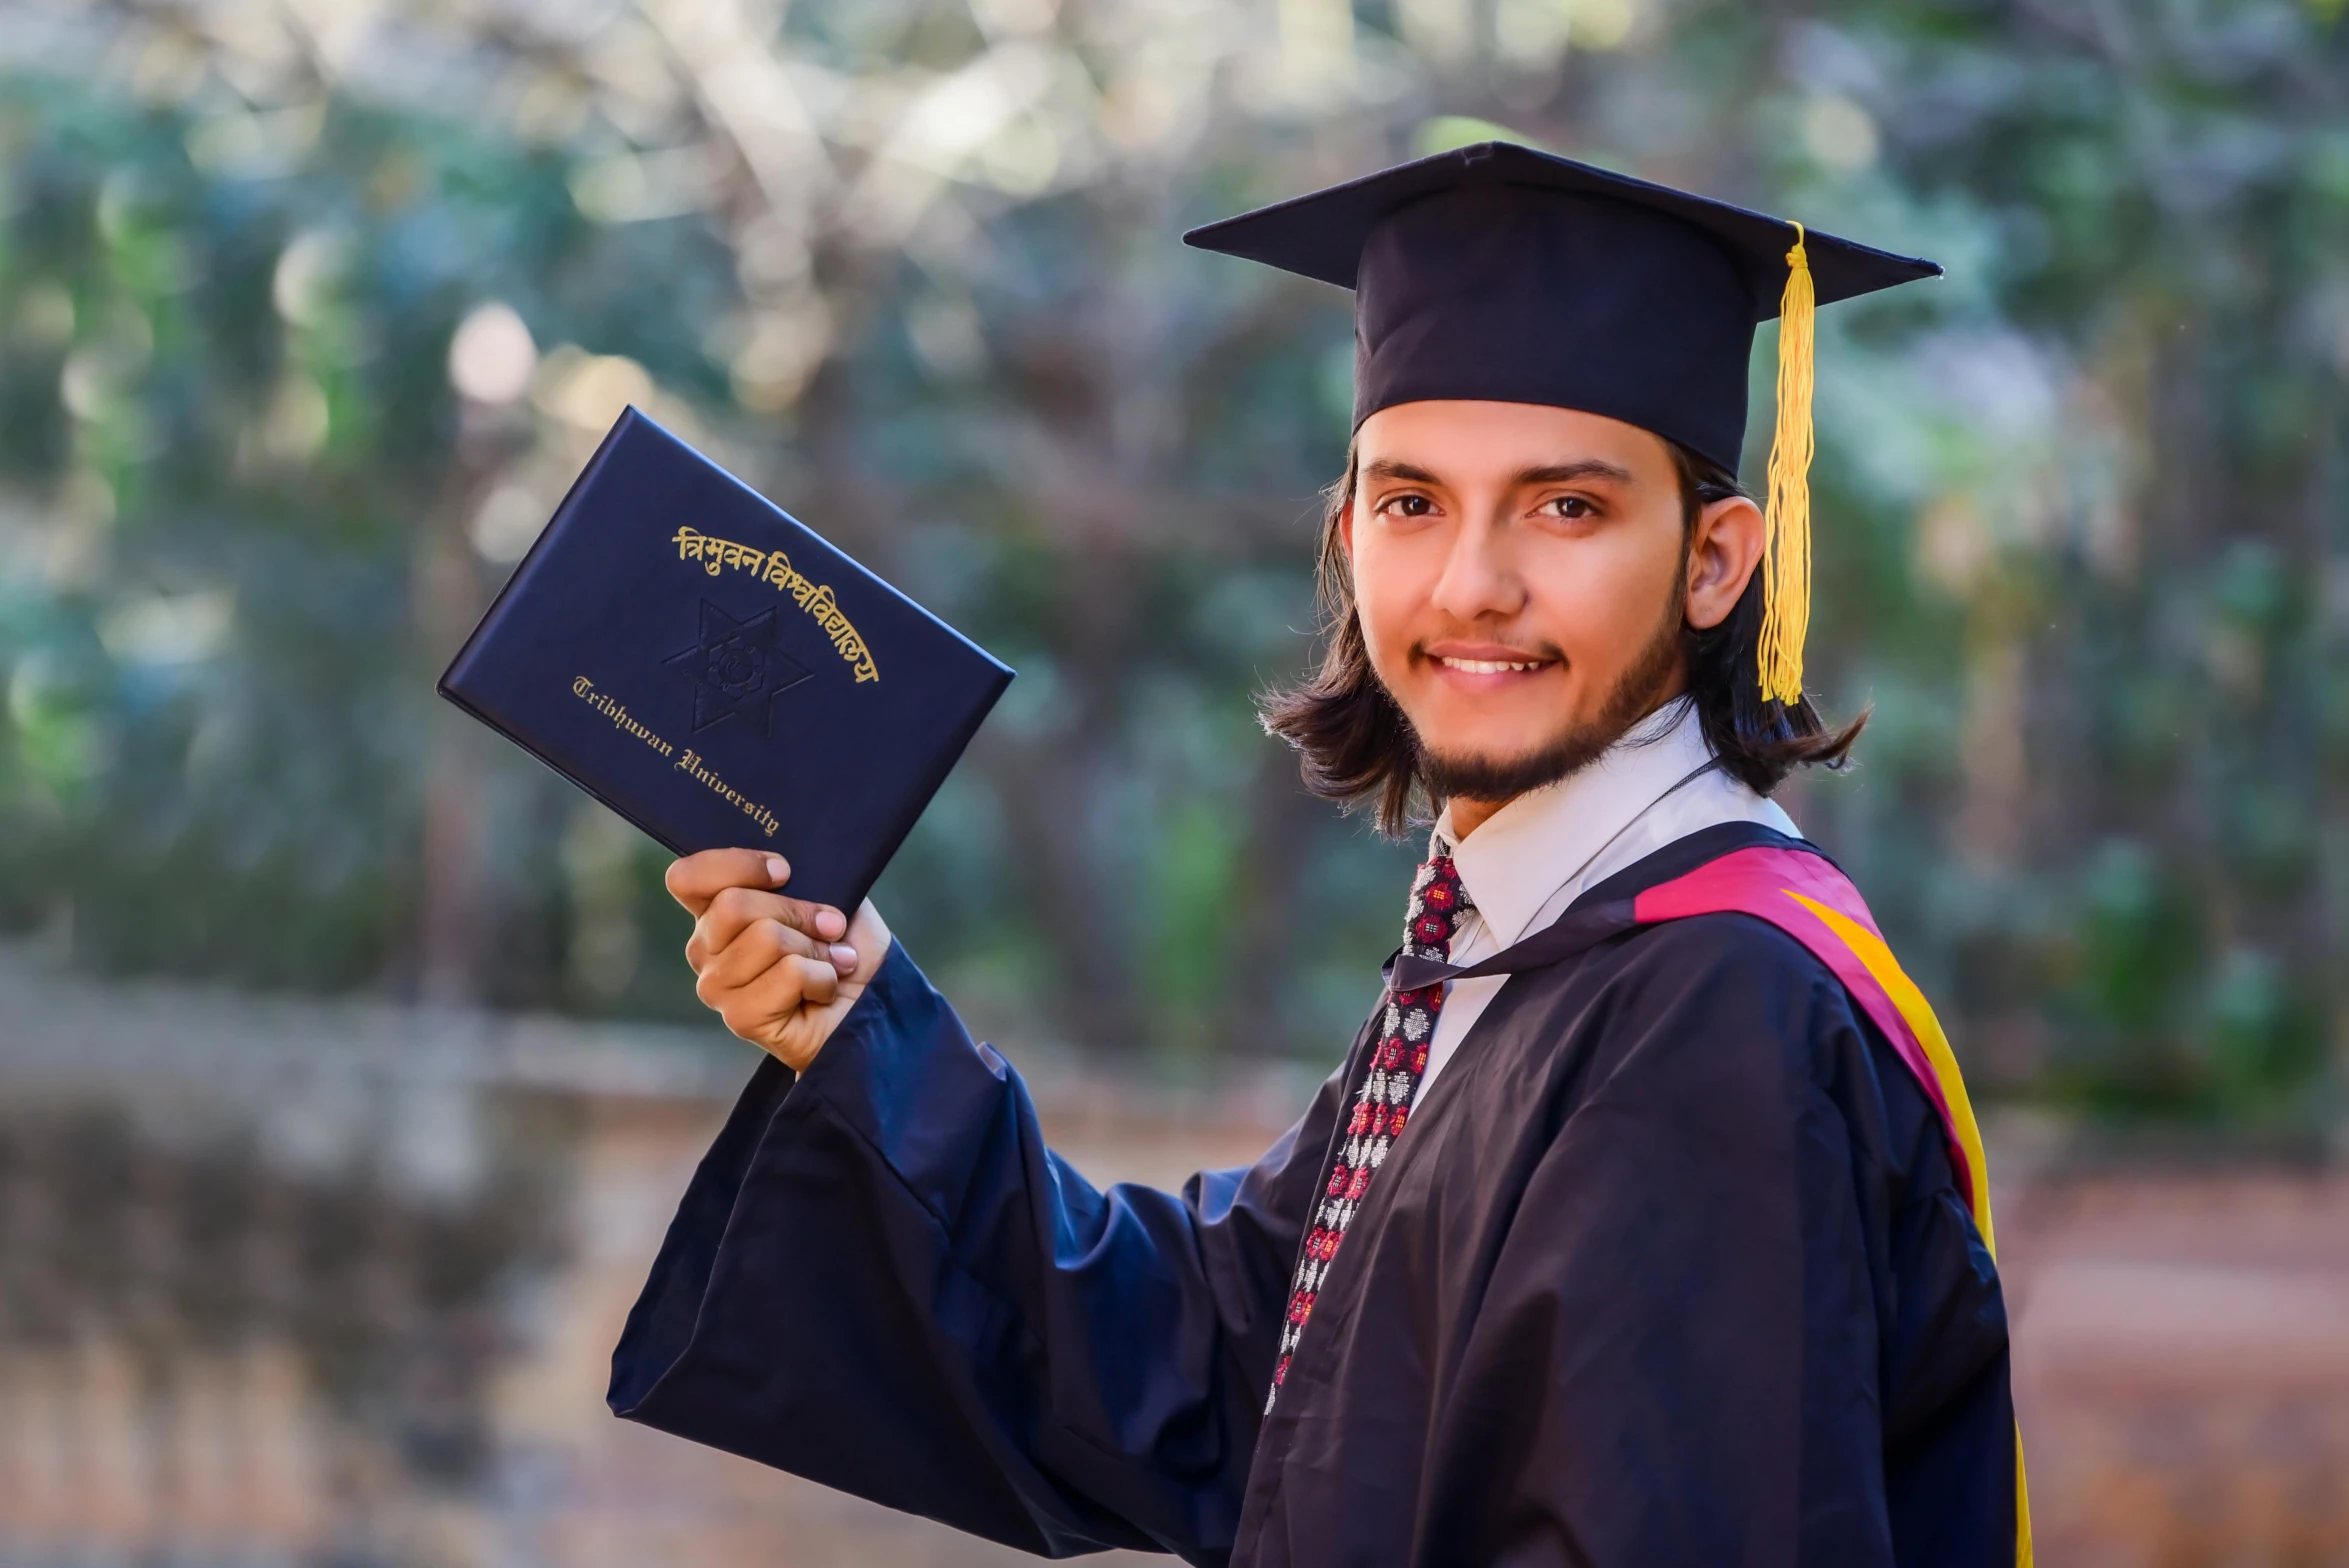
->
[609, 822, 2020, 1566]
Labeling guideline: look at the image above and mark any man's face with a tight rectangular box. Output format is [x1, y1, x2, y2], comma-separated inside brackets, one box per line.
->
[1344, 400, 1690, 802]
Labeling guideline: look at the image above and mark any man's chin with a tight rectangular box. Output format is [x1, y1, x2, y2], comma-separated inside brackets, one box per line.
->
[1415, 725, 1616, 804]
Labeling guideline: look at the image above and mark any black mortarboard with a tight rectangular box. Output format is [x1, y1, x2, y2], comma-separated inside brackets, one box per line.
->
[1182, 140, 1942, 705]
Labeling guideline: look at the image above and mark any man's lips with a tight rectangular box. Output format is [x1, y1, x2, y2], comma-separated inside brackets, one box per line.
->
[1418, 642, 1560, 677]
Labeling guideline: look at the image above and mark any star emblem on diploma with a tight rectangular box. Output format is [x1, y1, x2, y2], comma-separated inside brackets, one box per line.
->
[665, 599, 811, 736]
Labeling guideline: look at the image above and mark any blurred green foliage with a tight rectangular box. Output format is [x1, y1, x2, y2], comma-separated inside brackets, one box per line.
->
[0, 0, 2343, 1134]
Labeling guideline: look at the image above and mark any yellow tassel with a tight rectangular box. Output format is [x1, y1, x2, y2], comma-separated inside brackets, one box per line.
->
[1759, 221, 1815, 707]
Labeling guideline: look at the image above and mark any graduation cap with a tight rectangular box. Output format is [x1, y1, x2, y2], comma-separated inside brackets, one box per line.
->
[1183, 140, 1940, 707]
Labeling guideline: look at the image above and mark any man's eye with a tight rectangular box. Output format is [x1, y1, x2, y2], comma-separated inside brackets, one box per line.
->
[1543, 496, 1596, 520]
[1380, 494, 1435, 518]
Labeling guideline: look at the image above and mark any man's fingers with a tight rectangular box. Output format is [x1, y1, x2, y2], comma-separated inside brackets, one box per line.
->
[665, 848, 792, 918]
[695, 917, 827, 997]
[688, 886, 852, 969]
[718, 954, 840, 1043]
[712, 950, 810, 1039]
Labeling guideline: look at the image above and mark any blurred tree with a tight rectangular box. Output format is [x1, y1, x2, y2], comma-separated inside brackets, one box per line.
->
[1749, 0, 2349, 1133]
[0, 0, 2341, 1131]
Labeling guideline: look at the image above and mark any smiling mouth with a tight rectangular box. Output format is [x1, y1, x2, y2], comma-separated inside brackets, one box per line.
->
[1434, 655, 1552, 674]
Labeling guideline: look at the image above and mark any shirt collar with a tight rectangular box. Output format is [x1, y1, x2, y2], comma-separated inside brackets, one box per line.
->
[1432, 697, 1718, 947]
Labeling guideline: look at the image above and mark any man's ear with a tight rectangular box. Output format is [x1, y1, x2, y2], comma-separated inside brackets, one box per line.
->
[1685, 493, 1765, 631]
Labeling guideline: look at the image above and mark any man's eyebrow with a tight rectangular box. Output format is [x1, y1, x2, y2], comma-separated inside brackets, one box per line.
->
[1510, 459, 1636, 487]
[1360, 458, 1444, 485]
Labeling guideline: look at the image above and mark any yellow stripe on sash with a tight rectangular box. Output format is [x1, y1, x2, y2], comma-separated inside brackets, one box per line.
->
[1783, 890, 2032, 1567]
[2016, 1450, 2033, 1568]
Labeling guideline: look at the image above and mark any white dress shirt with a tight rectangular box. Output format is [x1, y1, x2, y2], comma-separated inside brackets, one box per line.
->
[1412, 696, 1799, 1105]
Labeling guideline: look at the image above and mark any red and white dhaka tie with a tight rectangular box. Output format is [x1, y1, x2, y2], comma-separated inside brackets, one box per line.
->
[1267, 852, 1474, 1411]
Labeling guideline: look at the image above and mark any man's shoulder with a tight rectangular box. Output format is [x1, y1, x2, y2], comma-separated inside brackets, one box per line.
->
[1603, 903, 1858, 1028]
[1569, 824, 1882, 1036]
[1585, 902, 1947, 1151]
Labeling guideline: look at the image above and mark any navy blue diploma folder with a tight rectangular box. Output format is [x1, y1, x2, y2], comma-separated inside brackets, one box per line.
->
[437, 407, 1014, 914]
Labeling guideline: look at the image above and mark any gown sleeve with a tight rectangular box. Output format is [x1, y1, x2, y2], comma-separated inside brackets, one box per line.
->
[1418, 915, 2011, 1568]
[608, 938, 1349, 1564]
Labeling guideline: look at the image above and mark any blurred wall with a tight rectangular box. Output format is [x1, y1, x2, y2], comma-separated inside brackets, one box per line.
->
[4, 950, 2347, 1566]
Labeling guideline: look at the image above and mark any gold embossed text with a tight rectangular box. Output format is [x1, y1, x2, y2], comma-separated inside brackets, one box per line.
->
[670, 527, 880, 684]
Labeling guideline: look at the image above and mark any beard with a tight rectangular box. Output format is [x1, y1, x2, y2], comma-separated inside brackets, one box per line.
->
[1409, 595, 1686, 806]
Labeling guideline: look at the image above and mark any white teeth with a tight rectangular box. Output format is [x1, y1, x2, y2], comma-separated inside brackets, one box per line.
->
[1439, 656, 1540, 674]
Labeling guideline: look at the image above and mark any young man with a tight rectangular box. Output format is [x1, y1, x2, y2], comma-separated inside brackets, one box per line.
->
[610, 144, 2028, 1566]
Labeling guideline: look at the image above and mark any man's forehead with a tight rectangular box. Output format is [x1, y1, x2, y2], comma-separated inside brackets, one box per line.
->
[1355, 401, 1671, 483]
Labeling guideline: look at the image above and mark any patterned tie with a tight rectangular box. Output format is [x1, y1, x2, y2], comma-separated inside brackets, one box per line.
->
[1266, 852, 1474, 1411]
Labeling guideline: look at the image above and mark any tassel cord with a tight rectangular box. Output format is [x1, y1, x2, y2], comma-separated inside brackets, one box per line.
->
[1759, 222, 1815, 706]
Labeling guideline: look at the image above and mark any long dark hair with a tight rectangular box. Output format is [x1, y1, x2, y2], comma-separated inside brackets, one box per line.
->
[1258, 438, 1866, 838]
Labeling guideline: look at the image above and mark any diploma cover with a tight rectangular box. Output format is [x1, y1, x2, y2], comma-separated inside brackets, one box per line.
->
[438, 407, 1014, 913]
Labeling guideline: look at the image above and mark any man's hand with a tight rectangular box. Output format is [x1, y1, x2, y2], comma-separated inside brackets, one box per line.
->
[666, 849, 894, 1072]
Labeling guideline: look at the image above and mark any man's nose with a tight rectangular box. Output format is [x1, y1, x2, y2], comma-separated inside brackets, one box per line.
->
[1429, 516, 1526, 623]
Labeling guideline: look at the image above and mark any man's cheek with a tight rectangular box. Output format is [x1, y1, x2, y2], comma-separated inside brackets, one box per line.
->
[1354, 589, 1412, 684]
[1528, 577, 1621, 681]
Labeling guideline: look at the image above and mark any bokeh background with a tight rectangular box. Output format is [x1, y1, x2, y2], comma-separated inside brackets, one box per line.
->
[1, 0, 2345, 1562]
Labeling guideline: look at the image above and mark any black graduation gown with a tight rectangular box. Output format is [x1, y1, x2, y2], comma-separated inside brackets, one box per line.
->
[609, 822, 2016, 1566]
